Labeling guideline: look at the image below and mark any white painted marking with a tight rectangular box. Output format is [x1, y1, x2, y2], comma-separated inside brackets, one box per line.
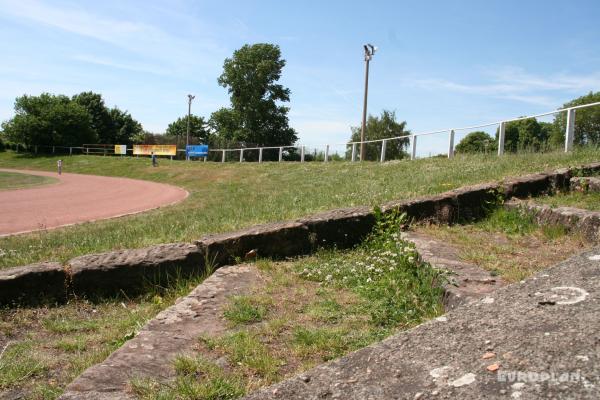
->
[576, 355, 589, 362]
[429, 366, 450, 379]
[481, 297, 495, 304]
[450, 373, 476, 387]
[512, 391, 522, 399]
[435, 316, 448, 322]
[551, 287, 589, 305]
[588, 254, 600, 261]
[512, 382, 525, 390]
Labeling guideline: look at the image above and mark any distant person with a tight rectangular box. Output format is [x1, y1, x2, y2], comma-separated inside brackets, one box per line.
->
[151, 152, 158, 167]
[57, 159, 62, 175]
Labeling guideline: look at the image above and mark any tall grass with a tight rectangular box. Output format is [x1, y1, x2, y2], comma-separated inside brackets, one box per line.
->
[0, 149, 598, 269]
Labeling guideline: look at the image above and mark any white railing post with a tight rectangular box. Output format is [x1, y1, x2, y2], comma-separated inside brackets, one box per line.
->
[222, 150, 226, 163]
[52, 146, 55, 154]
[300, 146, 305, 162]
[565, 108, 576, 152]
[497, 122, 506, 156]
[278, 147, 283, 162]
[380, 140, 387, 163]
[34, 145, 38, 154]
[411, 135, 417, 160]
[259, 148, 263, 163]
[351, 143, 357, 162]
[239, 149, 244, 162]
[69, 147, 72, 156]
[448, 130, 455, 158]
[324, 145, 329, 162]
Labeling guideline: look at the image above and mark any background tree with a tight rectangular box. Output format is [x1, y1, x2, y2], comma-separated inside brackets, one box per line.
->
[72, 91, 113, 143]
[166, 115, 210, 146]
[348, 110, 410, 160]
[551, 91, 600, 147]
[495, 118, 547, 152]
[109, 107, 143, 145]
[455, 131, 496, 154]
[210, 43, 298, 152]
[1, 93, 96, 146]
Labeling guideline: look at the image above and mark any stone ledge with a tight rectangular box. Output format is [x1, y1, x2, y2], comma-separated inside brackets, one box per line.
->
[505, 199, 600, 242]
[571, 176, 600, 192]
[0, 262, 65, 305]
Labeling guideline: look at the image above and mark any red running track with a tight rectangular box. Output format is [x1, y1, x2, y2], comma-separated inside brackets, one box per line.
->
[0, 168, 188, 237]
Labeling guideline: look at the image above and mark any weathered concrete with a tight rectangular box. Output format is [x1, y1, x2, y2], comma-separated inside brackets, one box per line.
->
[244, 247, 600, 400]
[60, 264, 261, 400]
[571, 176, 600, 192]
[0, 262, 65, 304]
[401, 232, 505, 310]
[505, 199, 600, 242]
[197, 221, 311, 265]
[69, 243, 206, 297]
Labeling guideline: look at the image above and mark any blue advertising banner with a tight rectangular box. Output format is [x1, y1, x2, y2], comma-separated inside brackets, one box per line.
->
[186, 145, 209, 158]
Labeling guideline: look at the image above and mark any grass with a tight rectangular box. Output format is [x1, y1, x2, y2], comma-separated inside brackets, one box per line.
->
[416, 207, 589, 282]
[0, 273, 209, 399]
[0, 148, 599, 269]
[535, 191, 600, 211]
[0, 170, 57, 191]
[131, 213, 446, 399]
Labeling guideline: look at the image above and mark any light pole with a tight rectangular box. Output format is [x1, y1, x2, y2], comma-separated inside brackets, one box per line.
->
[360, 44, 377, 161]
[186, 94, 195, 160]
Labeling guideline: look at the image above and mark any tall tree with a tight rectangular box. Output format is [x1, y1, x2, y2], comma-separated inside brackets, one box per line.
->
[455, 131, 496, 154]
[551, 91, 600, 147]
[348, 110, 410, 161]
[166, 115, 210, 144]
[109, 107, 144, 145]
[210, 43, 298, 148]
[495, 118, 547, 152]
[72, 92, 113, 143]
[1, 93, 96, 146]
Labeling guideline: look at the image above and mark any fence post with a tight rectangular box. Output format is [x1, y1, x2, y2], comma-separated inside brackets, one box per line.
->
[380, 140, 387, 163]
[52, 146, 55, 154]
[259, 148, 263, 163]
[448, 130, 455, 159]
[301, 146, 305, 162]
[497, 122, 506, 156]
[324, 145, 329, 162]
[351, 143, 357, 162]
[239, 149, 244, 162]
[16, 144, 19, 153]
[69, 147, 72, 156]
[411, 135, 417, 160]
[565, 108, 576, 152]
[222, 150, 226, 163]
[34, 145, 38, 154]
[278, 147, 283, 162]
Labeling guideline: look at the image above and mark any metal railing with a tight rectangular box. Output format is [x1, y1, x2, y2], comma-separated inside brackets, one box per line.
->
[209, 101, 600, 162]
[7, 101, 599, 162]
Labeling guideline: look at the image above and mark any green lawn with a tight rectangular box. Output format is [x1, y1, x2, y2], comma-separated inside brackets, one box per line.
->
[0, 148, 598, 269]
[0, 171, 57, 191]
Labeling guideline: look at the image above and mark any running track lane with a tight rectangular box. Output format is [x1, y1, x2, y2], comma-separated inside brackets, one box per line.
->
[0, 168, 189, 237]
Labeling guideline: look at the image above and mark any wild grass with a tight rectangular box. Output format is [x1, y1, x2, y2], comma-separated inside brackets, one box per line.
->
[535, 191, 600, 211]
[416, 208, 589, 282]
[0, 272, 209, 399]
[133, 213, 446, 399]
[0, 149, 598, 269]
[0, 170, 57, 191]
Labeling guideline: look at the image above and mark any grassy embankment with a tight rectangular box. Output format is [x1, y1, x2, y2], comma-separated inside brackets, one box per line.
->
[0, 148, 598, 269]
[0, 171, 57, 191]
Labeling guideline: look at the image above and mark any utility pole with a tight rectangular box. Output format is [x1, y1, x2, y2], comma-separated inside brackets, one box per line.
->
[186, 94, 195, 160]
[360, 44, 377, 161]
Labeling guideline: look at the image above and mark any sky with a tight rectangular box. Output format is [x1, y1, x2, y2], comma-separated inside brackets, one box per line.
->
[1, 0, 599, 156]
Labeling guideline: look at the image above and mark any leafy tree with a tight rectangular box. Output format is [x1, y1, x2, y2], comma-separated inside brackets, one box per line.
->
[166, 115, 210, 145]
[109, 107, 143, 145]
[455, 131, 496, 154]
[1, 93, 96, 146]
[72, 91, 113, 143]
[348, 110, 410, 161]
[551, 91, 600, 147]
[495, 118, 547, 152]
[211, 43, 298, 149]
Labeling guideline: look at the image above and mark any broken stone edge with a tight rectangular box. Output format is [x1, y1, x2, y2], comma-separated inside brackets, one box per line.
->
[2, 161, 599, 305]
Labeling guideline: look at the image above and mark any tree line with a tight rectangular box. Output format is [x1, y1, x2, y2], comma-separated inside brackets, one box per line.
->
[0, 43, 298, 161]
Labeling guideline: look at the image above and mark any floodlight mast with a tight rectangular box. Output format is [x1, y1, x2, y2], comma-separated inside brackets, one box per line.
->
[186, 94, 195, 160]
[360, 44, 376, 161]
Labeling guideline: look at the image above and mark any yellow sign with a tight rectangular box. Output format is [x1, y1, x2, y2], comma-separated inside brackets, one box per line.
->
[114, 145, 127, 155]
[133, 145, 177, 156]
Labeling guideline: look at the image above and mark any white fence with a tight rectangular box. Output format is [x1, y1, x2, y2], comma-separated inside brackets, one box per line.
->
[8, 101, 600, 162]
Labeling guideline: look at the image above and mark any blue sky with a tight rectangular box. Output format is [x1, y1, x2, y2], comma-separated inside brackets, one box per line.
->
[1, 0, 599, 155]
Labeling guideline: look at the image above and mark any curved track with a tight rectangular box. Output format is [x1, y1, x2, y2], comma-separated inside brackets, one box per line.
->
[0, 168, 188, 237]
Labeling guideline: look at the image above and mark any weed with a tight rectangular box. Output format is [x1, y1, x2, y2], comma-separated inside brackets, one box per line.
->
[223, 296, 267, 325]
